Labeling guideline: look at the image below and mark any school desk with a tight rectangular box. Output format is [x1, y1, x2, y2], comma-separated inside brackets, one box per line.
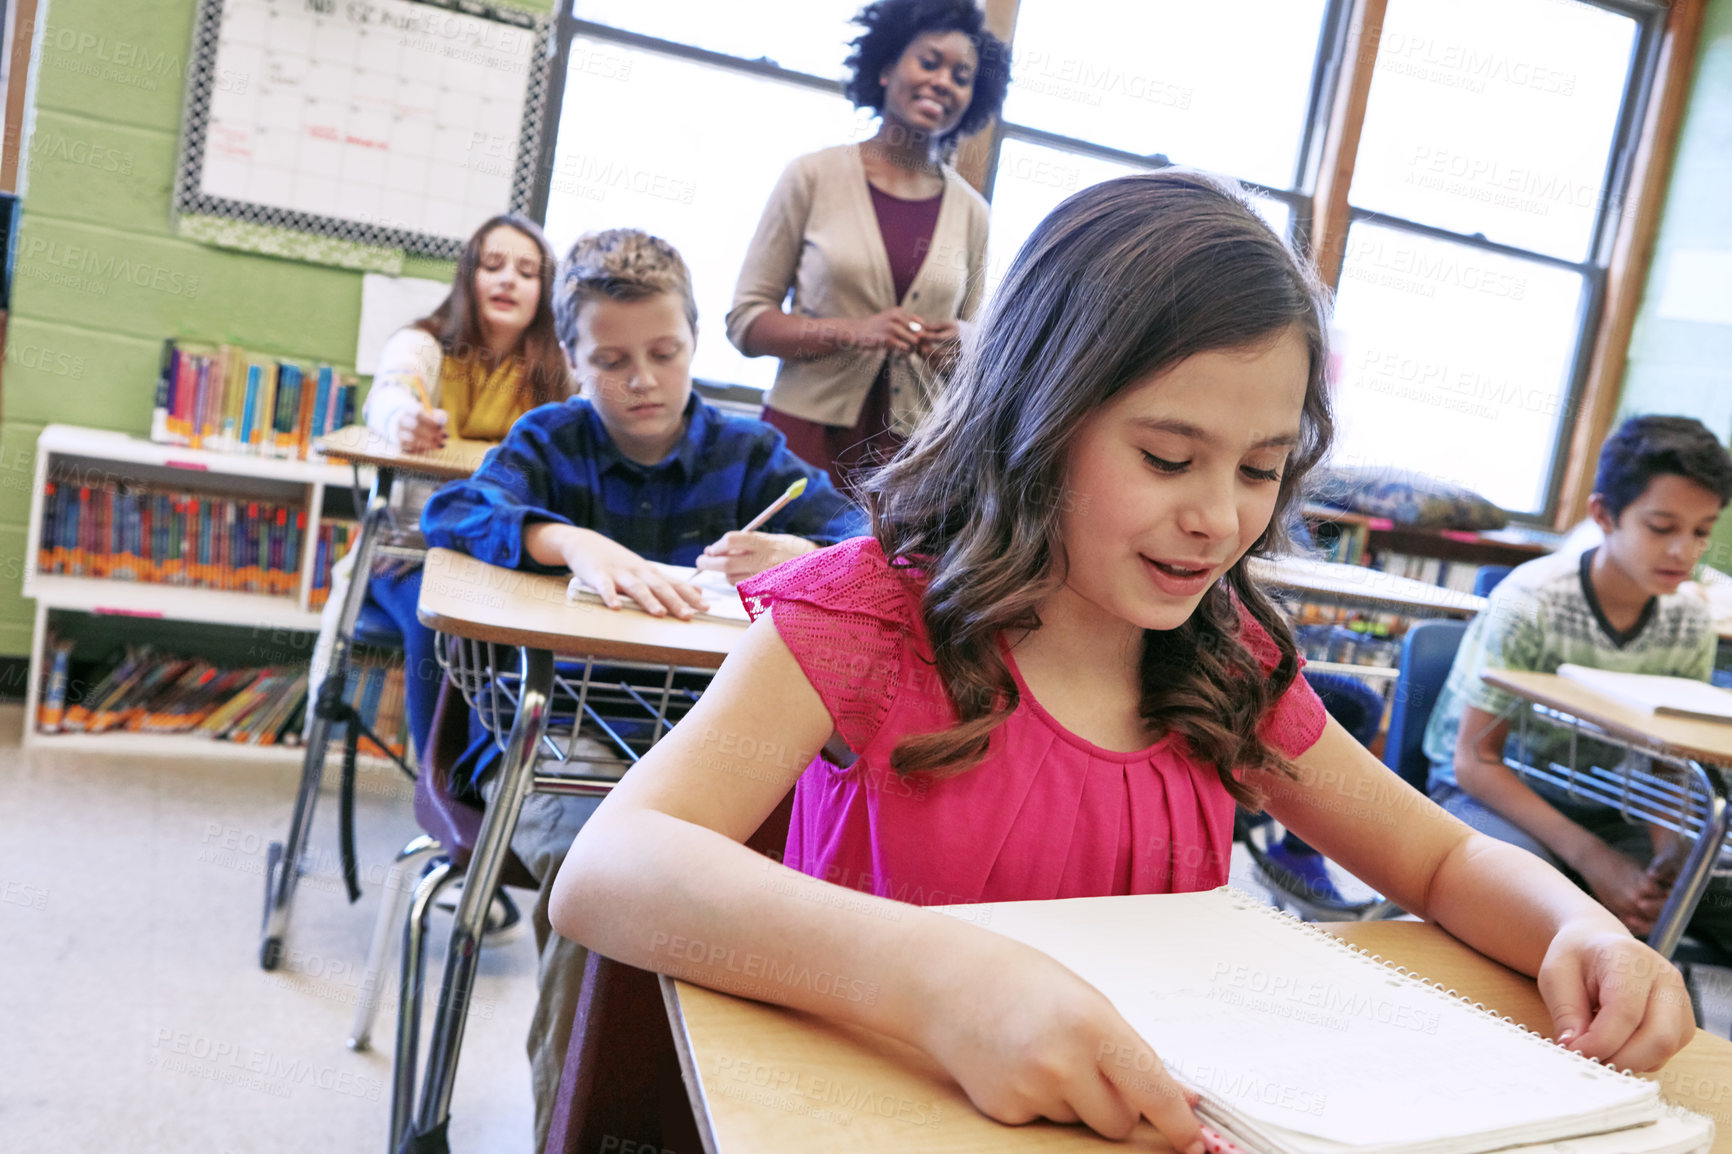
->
[257, 427, 495, 971]
[1483, 669, 1732, 958]
[394, 547, 746, 1149]
[662, 916, 1732, 1153]
[1248, 555, 1487, 619]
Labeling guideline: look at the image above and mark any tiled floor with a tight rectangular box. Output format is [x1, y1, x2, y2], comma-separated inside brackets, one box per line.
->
[0, 705, 537, 1153]
[4, 702, 1726, 1153]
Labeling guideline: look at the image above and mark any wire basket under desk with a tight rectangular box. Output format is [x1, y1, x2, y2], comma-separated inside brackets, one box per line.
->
[1509, 701, 1732, 871]
[436, 633, 715, 779]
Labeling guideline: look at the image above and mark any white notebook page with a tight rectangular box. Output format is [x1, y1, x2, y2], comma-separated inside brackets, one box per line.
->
[950, 890, 1669, 1153]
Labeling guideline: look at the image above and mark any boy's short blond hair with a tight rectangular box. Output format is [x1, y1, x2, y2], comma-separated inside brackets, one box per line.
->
[554, 229, 699, 354]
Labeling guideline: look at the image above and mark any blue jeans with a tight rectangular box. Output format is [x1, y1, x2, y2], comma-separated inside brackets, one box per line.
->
[362, 564, 442, 764]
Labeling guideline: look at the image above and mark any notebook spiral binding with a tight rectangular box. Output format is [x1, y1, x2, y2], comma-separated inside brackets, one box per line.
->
[1219, 887, 1652, 1085]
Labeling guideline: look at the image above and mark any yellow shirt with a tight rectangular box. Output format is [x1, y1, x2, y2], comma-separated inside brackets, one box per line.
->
[440, 354, 528, 441]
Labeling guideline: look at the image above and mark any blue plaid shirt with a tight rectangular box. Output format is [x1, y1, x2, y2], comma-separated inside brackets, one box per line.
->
[421, 394, 865, 570]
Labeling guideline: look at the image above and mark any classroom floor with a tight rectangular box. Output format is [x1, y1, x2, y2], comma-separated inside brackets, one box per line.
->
[2, 702, 1727, 1153]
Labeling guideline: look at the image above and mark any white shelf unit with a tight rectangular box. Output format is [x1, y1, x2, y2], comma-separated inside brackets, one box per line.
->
[21, 424, 372, 758]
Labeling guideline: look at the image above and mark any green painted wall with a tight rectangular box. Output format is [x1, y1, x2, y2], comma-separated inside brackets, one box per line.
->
[0, 0, 576, 655]
[1613, 0, 1732, 568]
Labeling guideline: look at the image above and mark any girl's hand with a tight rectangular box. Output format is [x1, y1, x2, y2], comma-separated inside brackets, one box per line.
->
[1537, 919, 1695, 1071]
[848, 309, 923, 354]
[562, 529, 707, 620]
[1575, 841, 1668, 936]
[695, 532, 816, 583]
[915, 935, 1206, 1152]
[394, 408, 448, 453]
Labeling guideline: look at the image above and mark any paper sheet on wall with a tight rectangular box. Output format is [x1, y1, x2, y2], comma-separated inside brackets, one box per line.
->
[356, 273, 453, 374]
[1654, 249, 1732, 325]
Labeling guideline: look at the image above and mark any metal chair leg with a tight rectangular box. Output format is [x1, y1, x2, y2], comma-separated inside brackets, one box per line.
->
[260, 464, 398, 970]
[391, 855, 457, 1154]
[410, 647, 555, 1143]
[350, 835, 442, 1051]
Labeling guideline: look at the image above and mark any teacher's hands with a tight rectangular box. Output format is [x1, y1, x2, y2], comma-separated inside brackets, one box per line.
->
[848, 308, 924, 354]
[1537, 917, 1695, 1072]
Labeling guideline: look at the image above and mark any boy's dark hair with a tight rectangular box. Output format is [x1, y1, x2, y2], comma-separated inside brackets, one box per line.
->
[843, 0, 1011, 149]
[554, 229, 699, 356]
[864, 170, 1335, 806]
[1594, 415, 1732, 518]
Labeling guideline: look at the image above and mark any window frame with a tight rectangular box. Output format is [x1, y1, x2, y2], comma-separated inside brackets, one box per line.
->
[530, 0, 1680, 526]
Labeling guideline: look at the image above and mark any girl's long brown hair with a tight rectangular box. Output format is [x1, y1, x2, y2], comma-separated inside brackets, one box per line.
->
[415, 213, 571, 410]
[863, 170, 1335, 806]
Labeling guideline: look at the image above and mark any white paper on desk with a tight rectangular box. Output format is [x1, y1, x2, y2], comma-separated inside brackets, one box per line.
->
[1557, 664, 1732, 723]
[356, 273, 453, 375]
[949, 889, 1705, 1154]
[566, 562, 750, 624]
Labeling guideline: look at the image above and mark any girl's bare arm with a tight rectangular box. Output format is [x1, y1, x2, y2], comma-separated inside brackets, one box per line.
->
[552, 615, 1209, 1150]
[1260, 718, 1693, 1068]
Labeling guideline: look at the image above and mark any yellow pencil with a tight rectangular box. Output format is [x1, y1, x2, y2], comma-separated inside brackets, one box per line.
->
[741, 478, 807, 533]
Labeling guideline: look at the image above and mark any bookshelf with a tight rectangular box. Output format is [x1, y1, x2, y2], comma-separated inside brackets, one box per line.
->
[21, 423, 370, 759]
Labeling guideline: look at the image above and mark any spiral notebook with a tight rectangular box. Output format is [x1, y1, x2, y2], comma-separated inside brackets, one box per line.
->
[566, 563, 750, 624]
[951, 889, 1711, 1154]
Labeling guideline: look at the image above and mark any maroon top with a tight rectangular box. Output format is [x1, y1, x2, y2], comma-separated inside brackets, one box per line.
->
[868, 184, 943, 303]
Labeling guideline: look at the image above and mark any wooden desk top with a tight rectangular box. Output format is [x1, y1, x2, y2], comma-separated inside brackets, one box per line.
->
[666, 919, 1732, 1153]
[1248, 555, 1486, 618]
[418, 548, 745, 667]
[1484, 669, 1732, 766]
[315, 424, 494, 480]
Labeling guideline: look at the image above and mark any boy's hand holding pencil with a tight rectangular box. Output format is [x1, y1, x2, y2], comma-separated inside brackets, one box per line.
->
[696, 478, 820, 584]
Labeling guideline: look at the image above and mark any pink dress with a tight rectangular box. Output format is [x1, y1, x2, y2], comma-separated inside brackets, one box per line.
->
[737, 537, 1328, 906]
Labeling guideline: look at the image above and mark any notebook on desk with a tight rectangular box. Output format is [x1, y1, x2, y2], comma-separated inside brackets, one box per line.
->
[946, 889, 1711, 1154]
[566, 562, 750, 624]
[1557, 664, 1732, 724]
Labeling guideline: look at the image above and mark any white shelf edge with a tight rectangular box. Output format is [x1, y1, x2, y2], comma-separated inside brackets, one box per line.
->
[21, 729, 401, 767]
[40, 423, 363, 486]
[25, 573, 322, 632]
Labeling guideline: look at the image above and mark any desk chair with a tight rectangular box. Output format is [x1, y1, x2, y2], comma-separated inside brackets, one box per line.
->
[543, 792, 795, 1154]
[1473, 565, 1515, 598]
[1383, 619, 1469, 791]
[386, 637, 715, 1154]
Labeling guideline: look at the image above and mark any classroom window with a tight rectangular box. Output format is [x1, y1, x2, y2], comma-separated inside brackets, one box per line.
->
[1330, 0, 1650, 519]
[543, 1, 1343, 395]
[542, 30, 866, 391]
[984, 0, 1336, 279]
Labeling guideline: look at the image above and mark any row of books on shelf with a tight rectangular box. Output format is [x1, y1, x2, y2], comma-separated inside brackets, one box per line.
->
[1373, 551, 1484, 595]
[150, 340, 358, 460]
[308, 521, 359, 609]
[37, 478, 356, 600]
[36, 640, 408, 757]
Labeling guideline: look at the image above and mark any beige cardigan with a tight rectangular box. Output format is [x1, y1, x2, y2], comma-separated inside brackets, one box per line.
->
[726, 143, 989, 432]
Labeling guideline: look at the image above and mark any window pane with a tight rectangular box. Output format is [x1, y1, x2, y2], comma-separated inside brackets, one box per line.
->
[1329, 222, 1588, 516]
[986, 137, 1292, 300]
[572, 0, 863, 81]
[1350, 0, 1637, 262]
[544, 38, 867, 390]
[1001, 0, 1329, 189]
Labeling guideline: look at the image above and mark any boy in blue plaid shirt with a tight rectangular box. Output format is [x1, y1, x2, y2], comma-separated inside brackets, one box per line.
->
[422, 229, 864, 1149]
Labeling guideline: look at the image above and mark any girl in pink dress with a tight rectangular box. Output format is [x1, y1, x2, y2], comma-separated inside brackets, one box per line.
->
[553, 171, 1694, 1152]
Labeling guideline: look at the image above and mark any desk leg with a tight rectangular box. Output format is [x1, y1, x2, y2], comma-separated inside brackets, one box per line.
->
[1649, 760, 1731, 959]
[260, 465, 397, 970]
[410, 646, 554, 1141]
